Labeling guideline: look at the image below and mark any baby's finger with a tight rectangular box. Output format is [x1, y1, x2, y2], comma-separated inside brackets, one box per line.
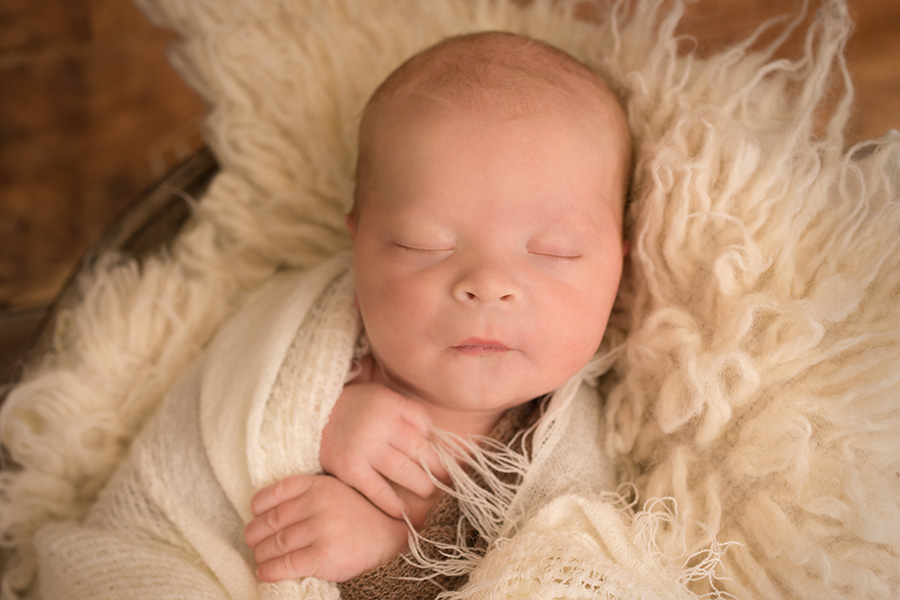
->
[253, 522, 315, 566]
[348, 468, 406, 520]
[245, 492, 312, 548]
[389, 423, 450, 484]
[245, 507, 287, 549]
[250, 474, 316, 516]
[415, 442, 451, 485]
[256, 545, 320, 583]
[373, 447, 435, 500]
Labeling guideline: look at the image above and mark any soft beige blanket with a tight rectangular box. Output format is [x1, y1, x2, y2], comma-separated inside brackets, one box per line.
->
[2, 0, 899, 598]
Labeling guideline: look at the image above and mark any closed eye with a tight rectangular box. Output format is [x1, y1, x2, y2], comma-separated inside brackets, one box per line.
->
[394, 243, 454, 254]
[530, 252, 583, 262]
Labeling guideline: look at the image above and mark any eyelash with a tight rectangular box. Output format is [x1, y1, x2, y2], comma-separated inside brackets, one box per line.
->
[394, 244, 581, 262]
[531, 252, 583, 262]
[394, 243, 453, 254]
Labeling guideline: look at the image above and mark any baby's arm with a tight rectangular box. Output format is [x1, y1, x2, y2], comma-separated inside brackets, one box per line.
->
[320, 355, 448, 525]
[244, 474, 408, 582]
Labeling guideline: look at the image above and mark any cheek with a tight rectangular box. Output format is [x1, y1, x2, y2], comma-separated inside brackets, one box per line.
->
[537, 277, 618, 361]
[356, 272, 436, 345]
[549, 305, 609, 357]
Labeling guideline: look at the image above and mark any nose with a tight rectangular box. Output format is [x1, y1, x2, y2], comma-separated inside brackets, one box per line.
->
[451, 263, 522, 305]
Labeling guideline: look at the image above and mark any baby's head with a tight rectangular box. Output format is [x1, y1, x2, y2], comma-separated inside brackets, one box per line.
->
[350, 32, 632, 435]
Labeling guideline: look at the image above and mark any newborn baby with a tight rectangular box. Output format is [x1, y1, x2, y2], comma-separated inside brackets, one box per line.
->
[245, 30, 632, 584]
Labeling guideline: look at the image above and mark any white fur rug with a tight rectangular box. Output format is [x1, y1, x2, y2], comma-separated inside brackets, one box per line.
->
[1, 0, 898, 598]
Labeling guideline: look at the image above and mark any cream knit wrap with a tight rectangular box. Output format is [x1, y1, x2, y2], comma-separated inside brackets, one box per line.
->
[2, 0, 899, 598]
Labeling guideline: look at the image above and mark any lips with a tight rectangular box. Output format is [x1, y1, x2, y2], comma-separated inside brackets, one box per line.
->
[453, 338, 512, 354]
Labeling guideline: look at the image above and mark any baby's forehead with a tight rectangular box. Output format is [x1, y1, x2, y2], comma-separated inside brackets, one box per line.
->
[354, 33, 633, 215]
[374, 33, 619, 120]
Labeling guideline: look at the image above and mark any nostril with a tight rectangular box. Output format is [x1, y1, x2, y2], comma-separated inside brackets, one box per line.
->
[454, 284, 518, 304]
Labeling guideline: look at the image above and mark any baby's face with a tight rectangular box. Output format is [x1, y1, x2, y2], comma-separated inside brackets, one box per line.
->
[351, 103, 628, 434]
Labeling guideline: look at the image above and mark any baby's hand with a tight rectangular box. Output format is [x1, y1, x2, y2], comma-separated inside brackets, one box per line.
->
[244, 474, 409, 582]
[320, 357, 448, 523]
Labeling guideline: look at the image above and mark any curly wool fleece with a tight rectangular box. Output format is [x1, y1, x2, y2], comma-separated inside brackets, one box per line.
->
[1, 0, 898, 598]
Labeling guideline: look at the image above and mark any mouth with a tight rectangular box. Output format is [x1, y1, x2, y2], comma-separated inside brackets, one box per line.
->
[453, 338, 512, 355]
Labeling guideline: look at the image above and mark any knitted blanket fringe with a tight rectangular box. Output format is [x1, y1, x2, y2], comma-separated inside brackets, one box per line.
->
[2, 0, 899, 598]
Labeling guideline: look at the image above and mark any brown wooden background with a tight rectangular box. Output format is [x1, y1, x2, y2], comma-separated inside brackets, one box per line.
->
[1, 0, 898, 384]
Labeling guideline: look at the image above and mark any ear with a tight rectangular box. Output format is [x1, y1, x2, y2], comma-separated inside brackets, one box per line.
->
[346, 214, 358, 240]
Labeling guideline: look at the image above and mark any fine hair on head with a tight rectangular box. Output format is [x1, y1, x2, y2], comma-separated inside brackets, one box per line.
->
[352, 31, 632, 219]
